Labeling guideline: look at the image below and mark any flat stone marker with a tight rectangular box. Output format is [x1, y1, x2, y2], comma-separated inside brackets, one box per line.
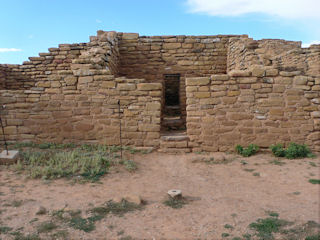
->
[0, 150, 19, 165]
[168, 189, 182, 199]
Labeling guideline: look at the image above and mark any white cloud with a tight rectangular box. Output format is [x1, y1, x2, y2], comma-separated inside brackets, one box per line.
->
[96, 19, 102, 23]
[186, 0, 320, 20]
[302, 41, 320, 48]
[28, 34, 34, 39]
[0, 48, 22, 53]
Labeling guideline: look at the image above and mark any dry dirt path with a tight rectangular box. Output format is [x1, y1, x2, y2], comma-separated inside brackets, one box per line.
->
[0, 152, 319, 239]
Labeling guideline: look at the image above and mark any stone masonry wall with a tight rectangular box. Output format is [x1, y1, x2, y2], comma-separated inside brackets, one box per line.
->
[227, 37, 301, 72]
[186, 67, 320, 152]
[118, 33, 247, 123]
[0, 31, 161, 148]
[0, 30, 319, 151]
[0, 77, 161, 147]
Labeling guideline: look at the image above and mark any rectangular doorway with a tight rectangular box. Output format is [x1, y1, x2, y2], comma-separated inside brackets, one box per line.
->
[162, 74, 185, 132]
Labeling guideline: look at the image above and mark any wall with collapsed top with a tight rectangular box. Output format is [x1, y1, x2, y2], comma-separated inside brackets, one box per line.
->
[187, 39, 320, 152]
[0, 30, 319, 151]
[0, 31, 161, 147]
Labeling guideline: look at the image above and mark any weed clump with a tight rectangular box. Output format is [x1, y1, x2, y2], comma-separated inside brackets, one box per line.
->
[249, 217, 291, 239]
[270, 143, 314, 159]
[235, 144, 259, 157]
[163, 197, 187, 209]
[308, 179, 320, 184]
[12, 150, 111, 182]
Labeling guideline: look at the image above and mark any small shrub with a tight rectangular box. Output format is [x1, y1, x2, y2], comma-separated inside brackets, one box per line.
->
[308, 179, 320, 184]
[249, 217, 291, 239]
[270, 144, 286, 157]
[0, 226, 13, 234]
[123, 160, 138, 172]
[305, 234, 320, 240]
[286, 143, 312, 159]
[69, 217, 95, 232]
[235, 144, 259, 157]
[163, 197, 187, 209]
[37, 221, 57, 233]
[270, 143, 313, 159]
[224, 224, 234, 229]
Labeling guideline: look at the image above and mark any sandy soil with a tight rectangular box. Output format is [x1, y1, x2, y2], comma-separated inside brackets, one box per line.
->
[0, 152, 319, 240]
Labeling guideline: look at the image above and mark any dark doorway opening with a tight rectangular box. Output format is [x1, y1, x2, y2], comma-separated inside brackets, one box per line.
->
[162, 74, 185, 132]
[164, 74, 180, 116]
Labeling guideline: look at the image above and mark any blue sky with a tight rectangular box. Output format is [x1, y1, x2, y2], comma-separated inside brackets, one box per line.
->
[1, 0, 319, 64]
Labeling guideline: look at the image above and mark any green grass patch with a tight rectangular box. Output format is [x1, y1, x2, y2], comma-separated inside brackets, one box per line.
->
[224, 224, 234, 229]
[0, 226, 13, 234]
[249, 217, 291, 240]
[122, 160, 138, 172]
[221, 233, 230, 237]
[309, 162, 317, 167]
[269, 159, 286, 166]
[12, 232, 41, 240]
[306, 234, 320, 240]
[37, 221, 57, 233]
[50, 200, 141, 233]
[270, 143, 314, 159]
[308, 179, 320, 184]
[12, 149, 111, 182]
[163, 197, 187, 209]
[235, 144, 259, 157]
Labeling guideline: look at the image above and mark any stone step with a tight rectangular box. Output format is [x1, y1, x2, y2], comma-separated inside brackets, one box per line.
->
[158, 148, 191, 153]
[162, 118, 184, 127]
[160, 132, 189, 141]
[160, 140, 188, 148]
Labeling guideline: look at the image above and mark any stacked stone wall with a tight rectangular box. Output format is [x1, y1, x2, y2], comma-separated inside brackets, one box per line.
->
[118, 33, 247, 122]
[0, 30, 319, 151]
[0, 76, 161, 147]
[186, 67, 320, 152]
[227, 37, 301, 72]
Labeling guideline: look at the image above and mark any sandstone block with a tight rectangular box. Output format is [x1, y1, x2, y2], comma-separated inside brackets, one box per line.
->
[230, 113, 253, 120]
[122, 33, 139, 40]
[78, 76, 93, 84]
[137, 83, 161, 91]
[163, 43, 181, 49]
[265, 69, 279, 77]
[227, 91, 240, 97]
[138, 124, 160, 132]
[311, 111, 320, 118]
[64, 76, 77, 85]
[211, 74, 229, 81]
[229, 70, 251, 77]
[75, 122, 94, 131]
[117, 83, 136, 91]
[51, 81, 61, 88]
[101, 81, 116, 88]
[238, 77, 257, 84]
[146, 102, 161, 110]
[186, 77, 210, 86]
[222, 97, 237, 104]
[307, 132, 320, 141]
[194, 92, 210, 98]
[4, 126, 17, 135]
[312, 85, 320, 91]
[251, 67, 265, 77]
[294, 76, 308, 85]
[269, 109, 284, 116]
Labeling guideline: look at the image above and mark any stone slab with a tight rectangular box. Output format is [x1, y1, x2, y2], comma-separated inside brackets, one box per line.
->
[0, 150, 19, 164]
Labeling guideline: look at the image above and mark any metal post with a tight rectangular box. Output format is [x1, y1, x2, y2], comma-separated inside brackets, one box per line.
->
[118, 100, 123, 160]
[0, 115, 8, 155]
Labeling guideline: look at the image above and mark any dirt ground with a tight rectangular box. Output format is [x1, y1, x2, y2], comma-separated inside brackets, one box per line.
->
[0, 151, 319, 240]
